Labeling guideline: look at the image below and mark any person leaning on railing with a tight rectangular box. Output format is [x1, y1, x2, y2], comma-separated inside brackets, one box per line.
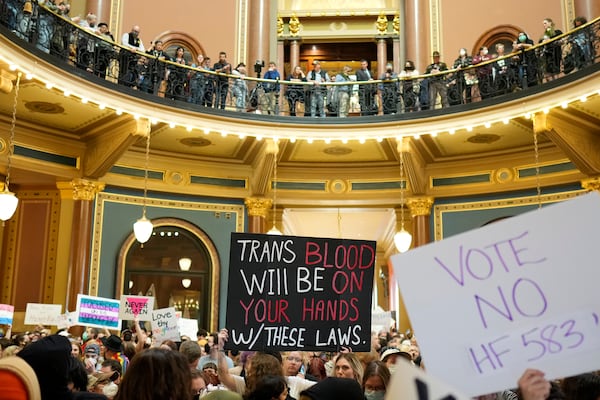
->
[285, 66, 307, 116]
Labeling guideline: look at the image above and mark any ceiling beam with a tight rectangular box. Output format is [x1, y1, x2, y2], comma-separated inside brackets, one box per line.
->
[537, 112, 600, 175]
[82, 117, 150, 178]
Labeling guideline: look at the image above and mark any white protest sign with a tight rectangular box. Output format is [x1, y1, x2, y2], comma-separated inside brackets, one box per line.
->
[24, 303, 62, 325]
[56, 311, 78, 330]
[151, 307, 180, 343]
[178, 317, 199, 339]
[385, 359, 469, 400]
[119, 295, 155, 321]
[0, 304, 14, 325]
[371, 310, 393, 333]
[391, 192, 600, 397]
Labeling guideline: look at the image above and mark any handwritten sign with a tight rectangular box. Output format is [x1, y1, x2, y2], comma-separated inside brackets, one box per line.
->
[372, 310, 394, 333]
[391, 192, 600, 396]
[225, 233, 376, 352]
[0, 304, 14, 325]
[151, 307, 180, 343]
[119, 295, 154, 321]
[386, 359, 468, 400]
[178, 317, 199, 340]
[76, 294, 121, 330]
[24, 303, 62, 325]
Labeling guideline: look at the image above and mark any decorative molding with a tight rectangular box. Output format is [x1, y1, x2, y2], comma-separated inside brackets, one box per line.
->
[408, 197, 434, 217]
[433, 190, 584, 241]
[245, 197, 272, 218]
[581, 177, 600, 192]
[429, 0, 441, 54]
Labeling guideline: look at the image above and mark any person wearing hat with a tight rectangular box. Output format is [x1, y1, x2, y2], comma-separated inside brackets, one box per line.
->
[424, 51, 449, 109]
[380, 348, 412, 375]
[102, 335, 129, 375]
[84, 343, 101, 373]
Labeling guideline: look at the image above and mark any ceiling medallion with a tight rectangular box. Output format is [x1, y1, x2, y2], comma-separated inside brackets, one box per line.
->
[323, 146, 352, 156]
[24, 101, 65, 114]
[329, 179, 348, 194]
[467, 133, 501, 144]
[180, 137, 212, 147]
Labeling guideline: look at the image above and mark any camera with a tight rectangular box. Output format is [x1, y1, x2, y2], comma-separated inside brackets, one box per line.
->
[254, 60, 265, 75]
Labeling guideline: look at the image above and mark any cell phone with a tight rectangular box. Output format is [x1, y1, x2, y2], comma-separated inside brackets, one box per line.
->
[300, 365, 305, 375]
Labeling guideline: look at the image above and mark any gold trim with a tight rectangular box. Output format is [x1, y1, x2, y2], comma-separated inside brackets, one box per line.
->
[110, 0, 122, 39]
[236, 0, 248, 66]
[245, 197, 272, 218]
[430, 0, 442, 54]
[90, 192, 245, 297]
[71, 179, 106, 201]
[408, 197, 434, 217]
[433, 189, 584, 241]
[563, 0, 575, 31]
[116, 218, 222, 332]
[581, 177, 600, 192]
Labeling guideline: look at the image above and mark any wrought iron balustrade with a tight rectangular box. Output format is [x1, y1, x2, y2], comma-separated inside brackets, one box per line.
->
[1, 1, 598, 118]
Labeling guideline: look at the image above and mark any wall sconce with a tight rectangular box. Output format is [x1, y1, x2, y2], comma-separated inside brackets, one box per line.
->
[179, 257, 192, 271]
[0, 72, 21, 223]
[133, 131, 153, 243]
[181, 278, 191, 288]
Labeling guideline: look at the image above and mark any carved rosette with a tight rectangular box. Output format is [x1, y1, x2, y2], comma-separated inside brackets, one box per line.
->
[245, 197, 272, 219]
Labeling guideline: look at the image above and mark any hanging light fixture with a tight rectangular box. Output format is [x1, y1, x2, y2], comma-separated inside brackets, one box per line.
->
[267, 146, 282, 235]
[181, 278, 192, 289]
[394, 139, 412, 252]
[178, 257, 192, 271]
[0, 72, 22, 224]
[133, 131, 153, 243]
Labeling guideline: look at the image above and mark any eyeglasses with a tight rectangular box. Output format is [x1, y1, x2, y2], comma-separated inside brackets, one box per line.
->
[286, 356, 302, 362]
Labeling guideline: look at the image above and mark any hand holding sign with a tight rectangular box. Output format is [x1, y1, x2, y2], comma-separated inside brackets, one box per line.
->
[517, 369, 551, 400]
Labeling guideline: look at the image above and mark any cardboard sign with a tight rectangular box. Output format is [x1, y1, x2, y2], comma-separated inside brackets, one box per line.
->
[178, 317, 199, 340]
[76, 294, 121, 330]
[386, 359, 469, 400]
[0, 304, 14, 325]
[119, 295, 155, 321]
[56, 311, 77, 330]
[391, 192, 600, 396]
[225, 233, 376, 351]
[372, 310, 394, 333]
[24, 303, 62, 325]
[151, 307, 180, 343]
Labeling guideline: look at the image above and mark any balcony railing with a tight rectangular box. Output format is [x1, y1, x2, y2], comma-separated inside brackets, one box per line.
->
[1, 0, 599, 119]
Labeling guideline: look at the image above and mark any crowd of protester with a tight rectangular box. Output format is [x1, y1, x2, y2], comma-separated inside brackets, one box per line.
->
[1, 322, 599, 400]
[1, 1, 598, 118]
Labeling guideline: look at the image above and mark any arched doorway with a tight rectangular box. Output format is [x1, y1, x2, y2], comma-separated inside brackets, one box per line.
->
[117, 218, 220, 332]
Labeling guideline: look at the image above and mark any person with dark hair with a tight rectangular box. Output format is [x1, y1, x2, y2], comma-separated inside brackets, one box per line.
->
[472, 46, 493, 100]
[399, 60, 420, 112]
[362, 361, 390, 400]
[114, 348, 192, 400]
[101, 335, 128, 375]
[512, 32, 538, 89]
[356, 59, 377, 116]
[562, 373, 600, 400]
[425, 51, 449, 108]
[18, 334, 74, 400]
[565, 16, 592, 72]
[213, 51, 232, 109]
[244, 375, 288, 400]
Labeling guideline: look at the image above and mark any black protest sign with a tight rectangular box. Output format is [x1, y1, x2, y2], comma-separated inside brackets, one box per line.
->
[225, 232, 376, 352]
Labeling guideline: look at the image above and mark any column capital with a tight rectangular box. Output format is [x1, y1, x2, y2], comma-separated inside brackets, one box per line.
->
[245, 197, 272, 219]
[581, 176, 600, 192]
[57, 179, 105, 201]
[407, 197, 434, 217]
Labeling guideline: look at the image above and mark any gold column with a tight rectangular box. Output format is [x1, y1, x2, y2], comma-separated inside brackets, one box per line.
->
[247, 0, 270, 69]
[574, 0, 600, 21]
[63, 179, 105, 313]
[582, 177, 600, 192]
[244, 198, 272, 233]
[407, 197, 434, 248]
